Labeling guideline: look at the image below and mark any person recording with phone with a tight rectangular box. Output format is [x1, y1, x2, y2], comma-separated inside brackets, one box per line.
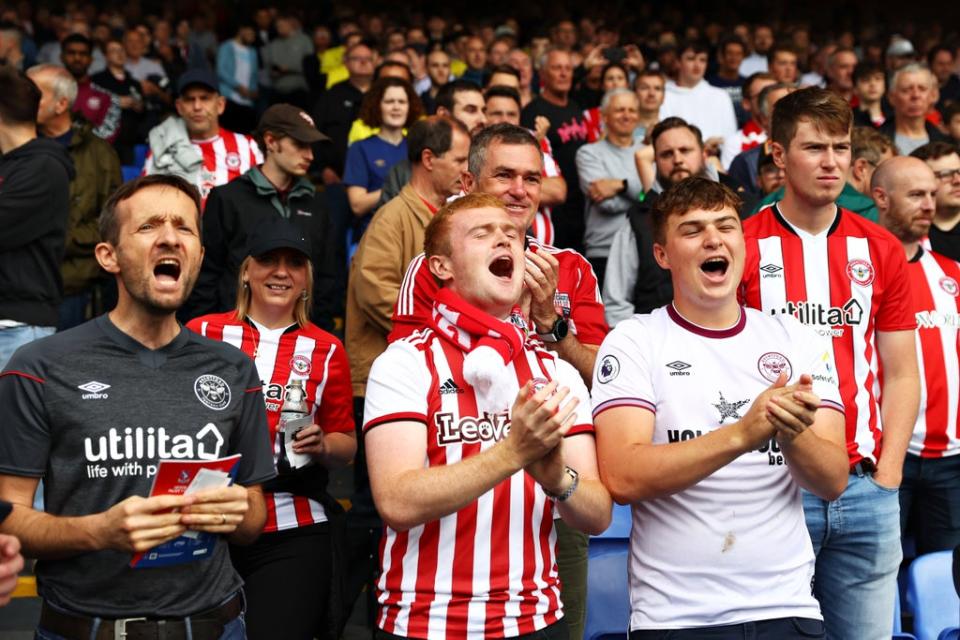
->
[187, 220, 356, 640]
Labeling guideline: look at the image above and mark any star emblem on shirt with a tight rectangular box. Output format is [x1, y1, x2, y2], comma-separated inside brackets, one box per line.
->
[713, 392, 750, 423]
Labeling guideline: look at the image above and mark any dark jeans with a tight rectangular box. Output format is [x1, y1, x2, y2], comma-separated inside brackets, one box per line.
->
[629, 617, 824, 639]
[230, 524, 331, 640]
[555, 519, 588, 640]
[900, 453, 960, 554]
[375, 620, 569, 640]
[341, 397, 383, 628]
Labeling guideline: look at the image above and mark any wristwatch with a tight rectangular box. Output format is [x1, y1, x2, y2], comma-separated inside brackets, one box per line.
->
[537, 316, 569, 343]
[545, 466, 580, 502]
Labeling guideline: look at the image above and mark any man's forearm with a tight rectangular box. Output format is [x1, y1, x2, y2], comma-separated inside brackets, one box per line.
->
[374, 442, 522, 531]
[547, 338, 598, 388]
[1, 505, 102, 559]
[540, 176, 566, 207]
[780, 415, 849, 501]
[876, 374, 920, 481]
[555, 477, 611, 535]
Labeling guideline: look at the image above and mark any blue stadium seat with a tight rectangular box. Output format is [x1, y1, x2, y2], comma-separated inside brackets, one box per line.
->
[121, 165, 141, 183]
[593, 503, 631, 539]
[937, 628, 959, 640]
[584, 540, 629, 640]
[133, 143, 149, 170]
[907, 551, 960, 640]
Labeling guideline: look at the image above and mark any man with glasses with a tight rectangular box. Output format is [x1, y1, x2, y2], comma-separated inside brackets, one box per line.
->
[913, 142, 960, 261]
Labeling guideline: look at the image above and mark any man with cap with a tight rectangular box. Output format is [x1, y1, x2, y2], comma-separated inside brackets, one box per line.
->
[187, 103, 338, 331]
[143, 68, 263, 208]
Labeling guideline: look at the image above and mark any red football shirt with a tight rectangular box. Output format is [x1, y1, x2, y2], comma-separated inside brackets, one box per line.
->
[740, 206, 915, 464]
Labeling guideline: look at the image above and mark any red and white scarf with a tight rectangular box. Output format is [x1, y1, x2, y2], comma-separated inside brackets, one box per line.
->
[429, 287, 526, 410]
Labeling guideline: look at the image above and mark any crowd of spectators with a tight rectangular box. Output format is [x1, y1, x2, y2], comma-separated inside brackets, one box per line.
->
[3, 3, 960, 639]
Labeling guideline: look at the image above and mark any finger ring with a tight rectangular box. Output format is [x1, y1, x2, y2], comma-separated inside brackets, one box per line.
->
[220, 513, 227, 524]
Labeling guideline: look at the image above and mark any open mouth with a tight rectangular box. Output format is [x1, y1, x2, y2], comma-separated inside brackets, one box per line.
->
[265, 283, 292, 292]
[700, 256, 729, 277]
[153, 258, 181, 284]
[489, 255, 514, 280]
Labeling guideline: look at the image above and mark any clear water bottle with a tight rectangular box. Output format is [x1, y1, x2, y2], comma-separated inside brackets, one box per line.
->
[278, 380, 309, 470]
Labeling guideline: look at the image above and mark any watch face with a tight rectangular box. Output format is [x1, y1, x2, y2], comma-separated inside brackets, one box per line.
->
[554, 317, 569, 340]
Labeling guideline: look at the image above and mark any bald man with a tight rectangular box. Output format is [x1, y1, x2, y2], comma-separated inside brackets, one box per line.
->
[873, 156, 960, 554]
[28, 64, 122, 330]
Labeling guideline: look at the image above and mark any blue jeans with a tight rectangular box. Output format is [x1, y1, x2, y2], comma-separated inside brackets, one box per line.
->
[803, 473, 902, 640]
[0, 325, 55, 369]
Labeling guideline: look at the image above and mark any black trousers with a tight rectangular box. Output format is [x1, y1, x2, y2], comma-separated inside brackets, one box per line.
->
[629, 617, 825, 639]
[230, 523, 332, 640]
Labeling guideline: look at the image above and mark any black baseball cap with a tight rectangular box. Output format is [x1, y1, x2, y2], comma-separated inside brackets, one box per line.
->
[246, 220, 311, 258]
[177, 68, 219, 95]
[257, 103, 330, 143]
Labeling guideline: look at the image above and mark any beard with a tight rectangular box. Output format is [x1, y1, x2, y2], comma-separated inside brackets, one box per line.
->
[659, 165, 709, 191]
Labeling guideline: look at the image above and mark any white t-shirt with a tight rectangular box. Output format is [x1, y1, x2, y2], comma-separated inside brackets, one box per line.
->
[591, 304, 841, 630]
[659, 79, 738, 143]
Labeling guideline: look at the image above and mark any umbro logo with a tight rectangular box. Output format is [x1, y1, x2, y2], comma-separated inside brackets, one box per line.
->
[78, 380, 110, 400]
[665, 361, 692, 376]
[760, 264, 783, 278]
[439, 378, 464, 395]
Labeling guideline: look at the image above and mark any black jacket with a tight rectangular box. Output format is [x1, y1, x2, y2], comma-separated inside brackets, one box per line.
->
[0, 137, 75, 326]
[879, 118, 950, 148]
[627, 191, 674, 315]
[186, 168, 338, 329]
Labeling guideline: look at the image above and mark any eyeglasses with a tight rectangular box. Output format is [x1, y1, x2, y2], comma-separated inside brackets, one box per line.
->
[934, 168, 960, 181]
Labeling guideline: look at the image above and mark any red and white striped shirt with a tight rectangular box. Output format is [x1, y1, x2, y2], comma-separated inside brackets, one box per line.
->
[187, 312, 354, 532]
[389, 237, 608, 345]
[531, 146, 562, 246]
[740, 206, 915, 465]
[143, 127, 263, 208]
[905, 247, 960, 458]
[363, 329, 594, 638]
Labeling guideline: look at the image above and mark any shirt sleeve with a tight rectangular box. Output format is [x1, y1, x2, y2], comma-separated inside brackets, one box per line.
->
[231, 360, 277, 486]
[0, 350, 51, 477]
[789, 317, 844, 413]
[313, 341, 355, 435]
[875, 236, 918, 332]
[591, 320, 656, 419]
[389, 254, 435, 342]
[342, 140, 371, 188]
[567, 254, 609, 346]
[363, 343, 431, 431]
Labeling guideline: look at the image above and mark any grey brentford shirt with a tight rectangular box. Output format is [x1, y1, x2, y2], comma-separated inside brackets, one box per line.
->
[0, 315, 276, 617]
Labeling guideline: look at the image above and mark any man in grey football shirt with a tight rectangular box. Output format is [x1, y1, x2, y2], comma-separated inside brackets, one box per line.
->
[0, 175, 275, 638]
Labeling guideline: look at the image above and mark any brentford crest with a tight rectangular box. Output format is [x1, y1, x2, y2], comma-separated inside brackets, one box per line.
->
[758, 352, 793, 383]
[290, 354, 312, 376]
[940, 276, 959, 297]
[845, 259, 875, 287]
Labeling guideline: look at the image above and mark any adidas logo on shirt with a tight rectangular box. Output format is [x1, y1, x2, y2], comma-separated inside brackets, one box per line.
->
[439, 378, 464, 395]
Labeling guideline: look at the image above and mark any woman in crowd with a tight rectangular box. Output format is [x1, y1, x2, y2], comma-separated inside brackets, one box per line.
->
[343, 76, 423, 220]
[187, 222, 356, 640]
